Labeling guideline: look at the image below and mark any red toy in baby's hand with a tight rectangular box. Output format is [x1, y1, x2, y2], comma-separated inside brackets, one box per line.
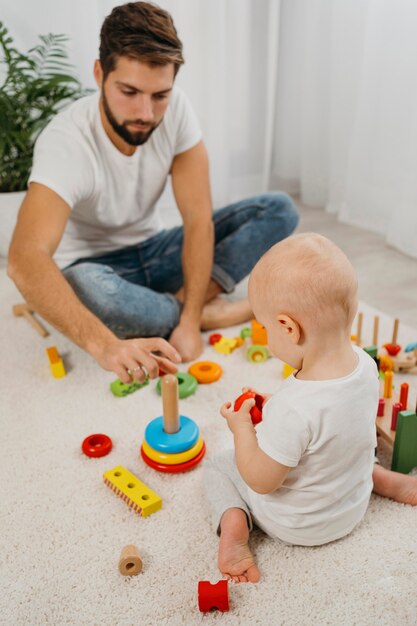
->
[233, 391, 264, 425]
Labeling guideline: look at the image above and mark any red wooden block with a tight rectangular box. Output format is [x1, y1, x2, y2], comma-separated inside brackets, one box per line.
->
[377, 398, 385, 417]
[399, 382, 409, 410]
[391, 402, 402, 431]
[234, 391, 264, 425]
[198, 580, 229, 612]
[383, 343, 401, 357]
[209, 333, 223, 346]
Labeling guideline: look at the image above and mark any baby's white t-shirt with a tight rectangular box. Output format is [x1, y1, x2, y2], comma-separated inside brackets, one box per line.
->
[29, 88, 202, 269]
[248, 346, 379, 546]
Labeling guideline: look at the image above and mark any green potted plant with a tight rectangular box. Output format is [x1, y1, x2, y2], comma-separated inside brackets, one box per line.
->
[0, 22, 90, 255]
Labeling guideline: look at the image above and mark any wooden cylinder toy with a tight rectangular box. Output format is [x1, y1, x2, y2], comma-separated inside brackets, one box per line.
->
[383, 370, 393, 399]
[392, 318, 399, 345]
[356, 312, 363, 346]
[399, 382, 409, 410]
[373, 316, 379, 347]
[377, 398, 385, 417]
[198, 580, 229, 612]
[391, 402, 402, 432]
[162, 374, 180, 434]
[118, 544, 143, 576]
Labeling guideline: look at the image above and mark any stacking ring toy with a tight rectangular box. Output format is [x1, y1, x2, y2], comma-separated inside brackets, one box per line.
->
[142, 435, 204, 464]
[234, 391, 264, 425]
[156, 372, 198, 399]
[246, 345, 269, 363]
[188, 361, 222, 384]
[82, 433, 113, 458]
[144, 415, 199, 453]
[141, 442, 206, 473]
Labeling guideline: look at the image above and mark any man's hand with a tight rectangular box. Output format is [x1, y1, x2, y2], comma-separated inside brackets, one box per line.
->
[169, 321, 204, 362]
[91, 336, 182, 383]
[220, 399, 256, 435]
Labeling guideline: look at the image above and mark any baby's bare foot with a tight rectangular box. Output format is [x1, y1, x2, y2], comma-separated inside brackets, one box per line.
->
[218, 508, 260, 583]
[373, 463, 417, 505]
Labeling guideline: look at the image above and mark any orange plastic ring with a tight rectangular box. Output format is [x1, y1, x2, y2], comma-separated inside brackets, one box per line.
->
[188, 361, 223, 384]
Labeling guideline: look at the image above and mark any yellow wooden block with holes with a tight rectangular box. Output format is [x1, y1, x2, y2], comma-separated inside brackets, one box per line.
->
[46, 346, 66, 378]
[283, 363, 296, 379]
[103, 465, 162, 517]
[214, 337, 238, 354]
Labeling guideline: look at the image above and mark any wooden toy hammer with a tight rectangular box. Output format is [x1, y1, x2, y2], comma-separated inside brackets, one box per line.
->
[12, 303, 49, 337]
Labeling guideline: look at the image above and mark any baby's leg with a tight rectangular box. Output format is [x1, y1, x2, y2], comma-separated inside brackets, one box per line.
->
[203, 450, 260, 583]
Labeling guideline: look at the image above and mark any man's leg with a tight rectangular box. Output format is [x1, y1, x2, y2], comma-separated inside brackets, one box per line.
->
[203, 450, 261, 583]
[63, 261, 181, 339]
[372, 463, 417, 505]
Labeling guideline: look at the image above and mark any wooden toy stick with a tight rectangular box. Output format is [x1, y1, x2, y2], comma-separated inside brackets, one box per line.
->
[356, 312, 363, 346]
[384, 370, 393, 399]
[372, 316, 379, 346]
[118, 544, 143, 576]
[392, 318, 399, 345]
[12, 303, 49, 337]
[162, 374, 179, 434]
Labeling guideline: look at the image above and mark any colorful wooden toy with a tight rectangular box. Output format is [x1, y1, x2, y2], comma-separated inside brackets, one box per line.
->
[283, 362, 296, 378]
[103, 465, 162, 517]
[390, 402, 401, 431]
[399, 382, 409, 410]
[251, 319, 267, 345]
[198, 580, 229, 612]
[82, 434, 113, 458]
[247, 345, 269, 363]
[110, 377, 149, 397]
[118, 544, 143, 576]
[142, 374, 206, 473]
[46, 346, 66, 378]
[384, 318, 400, 356]
[240, 327, 252, 340]
[156, 372, 198, 399]
[214, 337, 238, 355]
[209, 333, 222, 345]
[377, 398, 385, 417]
[383, 370, 393, 399]
[391, 410, 417, 473]
[188, 361, 222, 384]
[13, 302, 49, 337]
[234, 391, 264, 425]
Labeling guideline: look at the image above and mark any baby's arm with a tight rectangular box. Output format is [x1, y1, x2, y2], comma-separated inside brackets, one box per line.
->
[220, 400, 290, 494]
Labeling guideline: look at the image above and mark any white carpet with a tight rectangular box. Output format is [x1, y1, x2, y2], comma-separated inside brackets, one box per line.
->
[1, 269, 417, 626]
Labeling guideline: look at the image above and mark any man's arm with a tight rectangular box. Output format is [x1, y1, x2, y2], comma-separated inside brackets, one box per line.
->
[8, 183, 181, 381]
[220, 400, 291, 494]
[169, 140, 214, 361]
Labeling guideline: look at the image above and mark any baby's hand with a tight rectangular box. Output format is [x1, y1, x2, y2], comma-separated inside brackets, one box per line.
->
[241, 386, 271, 406]
[220, 399, 255, 434]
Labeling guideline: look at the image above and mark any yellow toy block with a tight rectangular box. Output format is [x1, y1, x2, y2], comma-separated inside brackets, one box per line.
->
[46, 346, 66, 378]
[283, 363, 296, 379]
[251, 320, 268, 345]
[214, 337, 238, 355]
[103, 465, 162, 517]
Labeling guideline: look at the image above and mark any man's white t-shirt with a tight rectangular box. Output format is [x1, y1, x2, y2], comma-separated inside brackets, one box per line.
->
[29, 88, 202, 269]
[248, 346, 379, 546]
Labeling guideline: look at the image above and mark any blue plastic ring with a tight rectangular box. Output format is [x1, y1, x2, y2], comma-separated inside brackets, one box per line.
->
[144, 415, 200, 453]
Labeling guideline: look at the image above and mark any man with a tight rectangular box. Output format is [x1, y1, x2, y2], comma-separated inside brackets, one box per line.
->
[8, 1, 300, 384]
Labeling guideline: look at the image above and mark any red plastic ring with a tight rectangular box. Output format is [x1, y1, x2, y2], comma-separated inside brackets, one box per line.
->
[82, 433, 113, 458]
[140, 441, 206, 473]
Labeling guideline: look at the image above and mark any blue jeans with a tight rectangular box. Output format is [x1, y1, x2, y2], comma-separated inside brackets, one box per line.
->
[63, 193, 299, 338]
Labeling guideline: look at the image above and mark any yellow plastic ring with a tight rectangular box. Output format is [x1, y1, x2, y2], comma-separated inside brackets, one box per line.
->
[142, 434, 204, 465]
[188, 361, 223, 384]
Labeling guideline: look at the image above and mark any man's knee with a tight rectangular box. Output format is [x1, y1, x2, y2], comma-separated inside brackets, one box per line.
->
[259, 192, 299, 237]
[64, 262, 118, 297]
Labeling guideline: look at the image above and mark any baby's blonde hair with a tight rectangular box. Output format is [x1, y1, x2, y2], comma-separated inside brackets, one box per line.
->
[250, 233, 358, 331]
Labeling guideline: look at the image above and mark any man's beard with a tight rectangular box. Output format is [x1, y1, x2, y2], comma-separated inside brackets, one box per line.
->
[102, 87, 160, 146]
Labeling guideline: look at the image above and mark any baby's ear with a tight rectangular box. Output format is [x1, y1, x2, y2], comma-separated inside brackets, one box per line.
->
[277, 314, 301, 344]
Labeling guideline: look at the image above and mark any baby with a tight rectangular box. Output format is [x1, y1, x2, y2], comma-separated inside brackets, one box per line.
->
[204, 233, 379, 583]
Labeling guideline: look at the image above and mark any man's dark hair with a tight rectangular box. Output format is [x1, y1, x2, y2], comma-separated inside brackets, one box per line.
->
[99, 2, 184, 79]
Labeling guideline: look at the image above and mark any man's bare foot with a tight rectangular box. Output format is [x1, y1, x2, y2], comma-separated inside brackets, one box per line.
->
[201, 298, 253, 330]
[372, 463, 417, 505]
[218, 508, 260, 583]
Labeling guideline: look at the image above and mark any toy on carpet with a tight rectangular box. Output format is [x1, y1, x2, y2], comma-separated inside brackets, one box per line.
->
[118, 544, 143, 576]
[141, 374, 206, 473]
[46, 346, 66, 378]
[13, 302, 49, 337]
[234, 391, 264, 425]
[246, 319, 270, 363]
[198, 580, 229, 612]
[208, 332, 244, 355]
[188, 361, 222, 383]
[82, 433, 113, 458]
[156, 371, 198, 399]
[110, 377, 149, 397]
[103, 465, 162, 517]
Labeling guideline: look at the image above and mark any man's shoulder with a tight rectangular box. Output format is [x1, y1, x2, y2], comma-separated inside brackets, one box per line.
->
[38, 92, 99, 141]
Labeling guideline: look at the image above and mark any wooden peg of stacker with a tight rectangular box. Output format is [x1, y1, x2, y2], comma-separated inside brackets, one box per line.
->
[355, 312, 363, 347]
[391, 318, 399, 345]
[118, 544, 143, 576]
[162, 374, 180, 434]
[372, 316, 379, 347]
[12, 303, 49, 338]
